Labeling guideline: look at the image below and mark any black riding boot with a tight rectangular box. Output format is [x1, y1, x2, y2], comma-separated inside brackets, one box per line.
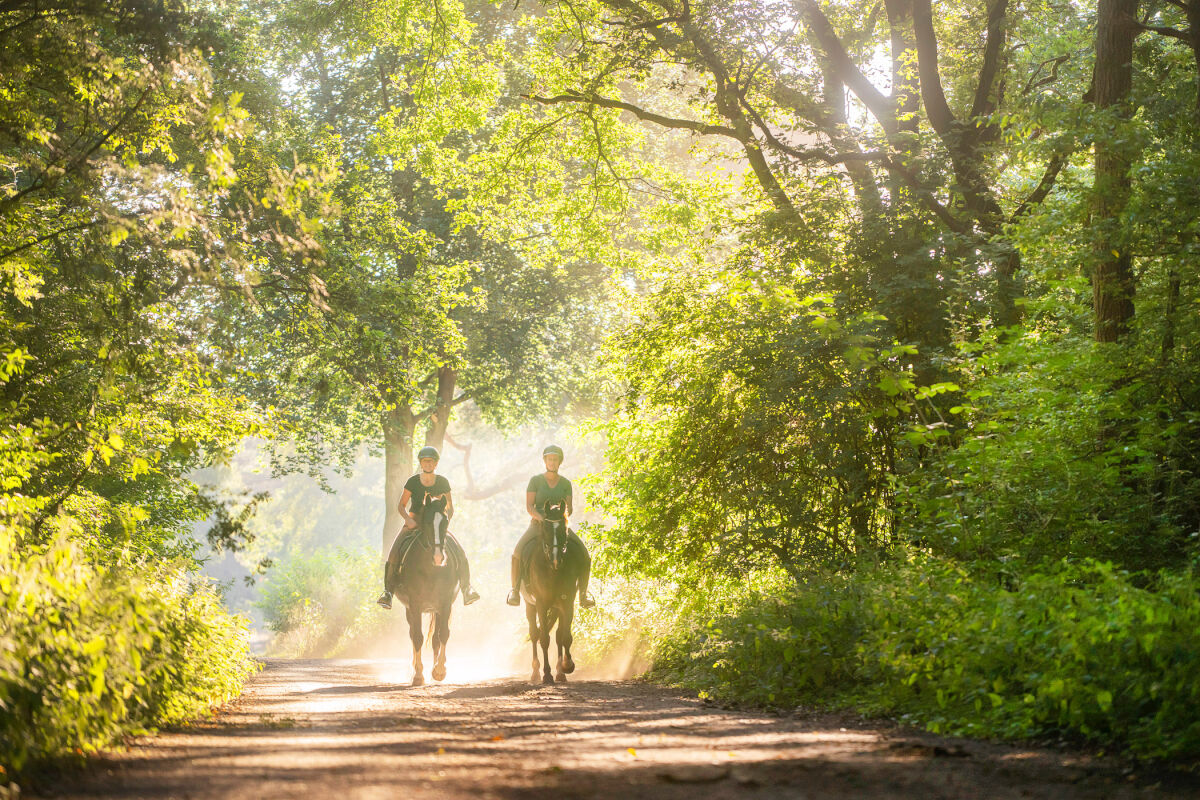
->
[570, 532, 595, 609]
[506, 554, 521, 606]
[445, 534, 479, 605]
[376, 561, 393, 610]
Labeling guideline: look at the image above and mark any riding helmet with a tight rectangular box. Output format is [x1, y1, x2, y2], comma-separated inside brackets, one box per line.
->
[417, 445, 440, 461]
[542, 444, 564, 458]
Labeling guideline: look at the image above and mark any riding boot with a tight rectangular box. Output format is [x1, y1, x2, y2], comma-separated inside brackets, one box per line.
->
[506, 554, 521, 606]
[448, 532, 480, 606]
[571, 542, 590, 609]
[577, 568, 595, 609]
[376, 562, 393, 610]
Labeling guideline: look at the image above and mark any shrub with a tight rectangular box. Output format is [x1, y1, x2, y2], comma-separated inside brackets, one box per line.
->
[649, 557, 1200, 763]
[255, 545, 382, 657]
[0, 532, 256, 777]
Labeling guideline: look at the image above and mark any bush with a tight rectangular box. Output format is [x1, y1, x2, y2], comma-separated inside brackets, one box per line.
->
[649, 557, 1200, 763]
[0, 531, 257, 777]
[255, 546, 382, 657]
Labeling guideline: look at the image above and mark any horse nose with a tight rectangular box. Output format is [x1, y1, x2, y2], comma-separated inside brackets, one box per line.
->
[433, 548, 445, 567]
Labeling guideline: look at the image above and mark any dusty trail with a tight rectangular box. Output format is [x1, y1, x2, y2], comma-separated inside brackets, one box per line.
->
[40, 659, 1190, 799]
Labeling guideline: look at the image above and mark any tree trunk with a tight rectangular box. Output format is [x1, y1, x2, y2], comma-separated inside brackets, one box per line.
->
[1188, 0, 1200, 117]
[885, 0, 920, 140]
[1092, 0, 1139, 342]
[381, 404, 416, 559]
[424, 366, 456, 450]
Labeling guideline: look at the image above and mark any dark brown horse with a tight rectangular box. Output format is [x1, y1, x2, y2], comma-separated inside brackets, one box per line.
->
[520, 500, 587, 683]
[386, 498, 461, 686]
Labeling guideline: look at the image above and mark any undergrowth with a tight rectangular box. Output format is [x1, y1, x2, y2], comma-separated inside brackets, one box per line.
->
[0, 533, 257, 779]
[644, 557, 1200, 764]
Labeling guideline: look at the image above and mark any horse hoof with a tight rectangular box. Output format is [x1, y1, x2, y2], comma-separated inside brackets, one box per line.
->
[555, 671, 568, 683]
[412, 674, 425, 687]
[542, 673, 554, 685]
[564, 660, 576, 674]
[432, 665, 446, 682]
[531, 671, 542, 684]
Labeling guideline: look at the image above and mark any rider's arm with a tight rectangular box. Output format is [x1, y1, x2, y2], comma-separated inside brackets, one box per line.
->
[565, 492, 573, 518]
[526, 490, 543, 522]
[398, 488, 417, 528]
[444, 490, 453, 520]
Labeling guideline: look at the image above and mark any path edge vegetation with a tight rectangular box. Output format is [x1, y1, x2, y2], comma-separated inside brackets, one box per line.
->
[4, 0, 1200, 786]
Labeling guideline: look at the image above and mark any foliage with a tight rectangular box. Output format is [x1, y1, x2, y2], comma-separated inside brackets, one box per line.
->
[899, 321, 1200, 571]
[0, 531, 255, 776]
[593, 266, 909, 584]
[254, 545, 382, 657]
[648, 557, 1200, 763]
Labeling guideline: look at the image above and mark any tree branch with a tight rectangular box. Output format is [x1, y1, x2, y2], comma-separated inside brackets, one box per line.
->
[970, 0, 1010, 119]
[1009, 150, 1066, 222]
[910, 0, 957, 137]
[793, 0, 897, 134]
[525, 92, 742, 139]
[1136, 21, 1191, 41]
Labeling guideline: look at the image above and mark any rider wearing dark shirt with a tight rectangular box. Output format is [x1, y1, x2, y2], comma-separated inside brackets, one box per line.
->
[376, 446, 479, 608]
[506, 444, 594, 608]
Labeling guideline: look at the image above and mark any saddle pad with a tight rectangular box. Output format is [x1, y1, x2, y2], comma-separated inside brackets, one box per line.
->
[393, 531, 461, 576]
[520, 534, 583, 582]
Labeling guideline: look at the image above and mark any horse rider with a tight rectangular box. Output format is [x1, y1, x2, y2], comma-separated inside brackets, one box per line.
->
[377, 445, 480, 609]
[506, 444, 595, 609]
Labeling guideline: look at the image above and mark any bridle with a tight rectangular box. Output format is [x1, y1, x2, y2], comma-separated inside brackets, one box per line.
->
[540, 500, 568, 570]
[418, 495, 449, 567]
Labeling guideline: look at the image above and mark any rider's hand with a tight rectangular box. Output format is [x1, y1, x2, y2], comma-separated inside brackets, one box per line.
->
[403, 519, 418, 531]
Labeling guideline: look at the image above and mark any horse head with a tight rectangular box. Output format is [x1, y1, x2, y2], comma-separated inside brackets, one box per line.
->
[540, 499, 569, 570]
[419, 495, 450, 567]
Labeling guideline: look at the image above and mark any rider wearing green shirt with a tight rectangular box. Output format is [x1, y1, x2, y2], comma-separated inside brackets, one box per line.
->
[506, 444, 595, 608]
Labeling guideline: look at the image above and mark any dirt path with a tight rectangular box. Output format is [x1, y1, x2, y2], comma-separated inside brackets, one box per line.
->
[39, 659, 1192, 799]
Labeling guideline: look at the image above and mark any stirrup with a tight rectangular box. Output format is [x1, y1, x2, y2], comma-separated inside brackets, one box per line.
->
[462, 587, 480, 606]
[506, 588, 521, 606]
[376, 590, 392, 610]
[578, 591, 595, 609]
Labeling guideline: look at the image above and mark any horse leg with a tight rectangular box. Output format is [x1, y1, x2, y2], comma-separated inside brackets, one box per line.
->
[431, 609, 449, 682]
[540, 608, 554, 684]
[526, 602, 541, 684]
[556, 602, 576, 680]
[407, 605, 425, 687]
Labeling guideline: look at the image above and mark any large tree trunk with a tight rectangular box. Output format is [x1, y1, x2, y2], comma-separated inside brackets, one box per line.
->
[424, 366, 456, 450]
[381, 405, 417, 559]
[1092, 0, 1139, 342]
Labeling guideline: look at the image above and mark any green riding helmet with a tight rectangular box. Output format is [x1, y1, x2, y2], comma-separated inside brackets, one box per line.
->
[417, 445, 441, 462]
[542, 444, 564, 459]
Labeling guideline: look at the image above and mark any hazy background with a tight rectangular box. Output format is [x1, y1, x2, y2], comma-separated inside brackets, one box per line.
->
[190, 420, 650, 683]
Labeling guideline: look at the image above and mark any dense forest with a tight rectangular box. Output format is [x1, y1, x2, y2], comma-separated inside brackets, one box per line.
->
[2, 0, 1199, 783]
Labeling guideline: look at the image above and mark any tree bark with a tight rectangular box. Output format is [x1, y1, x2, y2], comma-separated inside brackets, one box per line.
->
[424, 366, 456, 450]
[885, 0, 920, 140]
[381, 404, 416, 559]
[1092, 0, 1139, 342]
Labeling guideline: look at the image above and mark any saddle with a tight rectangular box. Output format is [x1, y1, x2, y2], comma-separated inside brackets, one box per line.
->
[391, 527, 460, 578]
[518, 529, 581, 583]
